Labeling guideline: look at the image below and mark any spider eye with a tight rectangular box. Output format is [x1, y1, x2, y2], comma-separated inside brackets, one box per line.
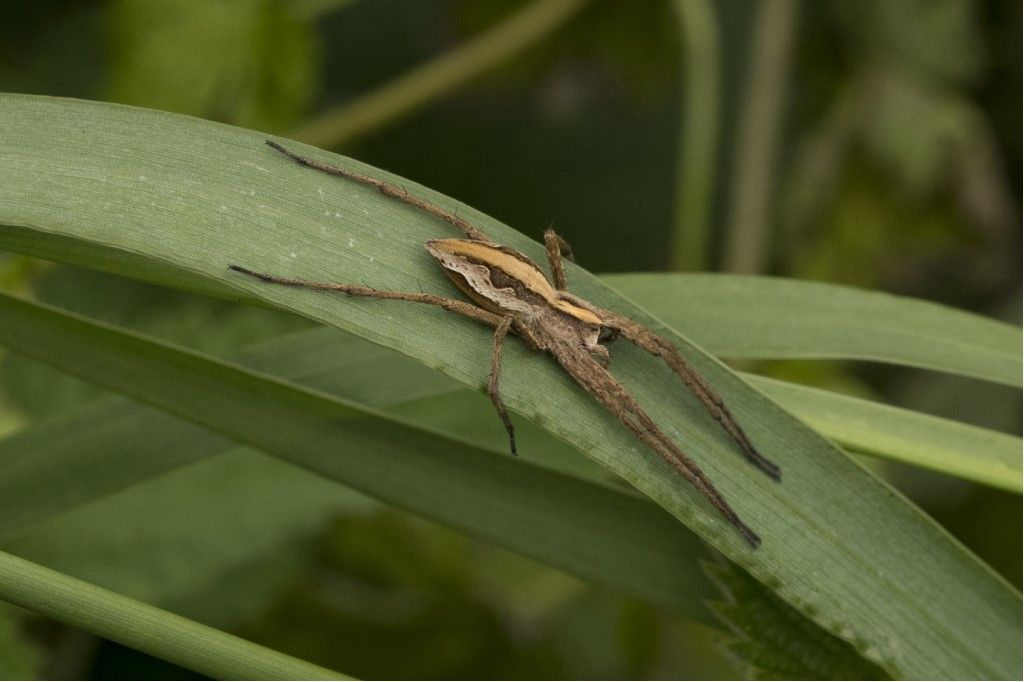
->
[598, 326, 619, 343]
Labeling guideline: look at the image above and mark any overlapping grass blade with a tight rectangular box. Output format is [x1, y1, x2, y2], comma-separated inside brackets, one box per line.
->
[5, 323, 1009, 554]
[1, 321, 1015, 635]
[745, 375, 1021, 492]
[0, 95, 1019, 678]
[604, 273, 1021, 387]
[0, 550, 345, 679]
[5, 446, 377, 628]
[0, 294, 712, 621]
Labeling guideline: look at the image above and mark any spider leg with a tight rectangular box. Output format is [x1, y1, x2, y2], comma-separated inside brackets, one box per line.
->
[589, 344, 610, 368]
[487, 316, 518, 456]
[580, 304, 781, 482]
[543, 229, 575, 291]
[232, 265, 530, 456]
[266, 140, 492, 242]
[257, 138, 537, 453]
[543, 238, 621, 364]
[229, 265, 504, 328]
[547, 338, 760, 548]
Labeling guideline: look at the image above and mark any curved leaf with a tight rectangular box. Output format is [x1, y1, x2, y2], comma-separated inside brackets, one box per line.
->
[2, 320, 1015, 636]
[0, 95, 1019, 678]
[0, 549, 345, 679]
[0, 319, 708, 614]
[5, 447, 376, 629]
[745, 375, 1021, 492]
[604, 273, 1021, 387]
[3, 318, 1014, 561]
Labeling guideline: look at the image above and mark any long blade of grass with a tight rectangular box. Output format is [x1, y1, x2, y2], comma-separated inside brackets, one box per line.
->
[2, 275, 1013, 549]
[721, 0, 797, 274]
[0, 550, 345, 679]
[2, 320, 1014, 627]
[0, 326, 452, 541]
[604, 273, 1021, 387]
[668, 0, 720, 271]
[0, 293, 712, 622]
[0, 95, 1019, 678]
[293, 328, 1023, 491]
[745, 374, 1021, 492]
[5, 446, 378, 629]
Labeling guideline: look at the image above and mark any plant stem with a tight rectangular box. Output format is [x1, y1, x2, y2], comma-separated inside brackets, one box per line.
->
[289, 0, 593, 148]
[0, 550, 346, 680]
[722, 0, 798, 274]
[668, 0, 721, 272]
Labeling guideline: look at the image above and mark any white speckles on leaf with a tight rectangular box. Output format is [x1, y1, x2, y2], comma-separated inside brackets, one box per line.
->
[238, 161, 269, 173]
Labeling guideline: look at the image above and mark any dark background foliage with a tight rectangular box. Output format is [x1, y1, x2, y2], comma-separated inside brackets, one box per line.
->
[0, 0, 1019, 678]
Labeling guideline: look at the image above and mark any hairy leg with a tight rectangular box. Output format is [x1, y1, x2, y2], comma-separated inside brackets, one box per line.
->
[561, 296, 780, 482]
[543, 229, 575, 291]
[540, 236, 774, 484]
[589, 343, 610, 368]
[229, 265, 504, 328]
[487, 316, 518, 456]
[231, 265, 534, 455]
[266, 140, 492, 242]
[546, 337, 761, 548]
[543, 233, 616, 369]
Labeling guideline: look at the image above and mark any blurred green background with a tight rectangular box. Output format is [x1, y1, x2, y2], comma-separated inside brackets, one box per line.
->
[0, 0, 1019, 678]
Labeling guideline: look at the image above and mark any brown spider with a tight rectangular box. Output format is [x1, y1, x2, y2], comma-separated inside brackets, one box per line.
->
[230, 140, 781, 548]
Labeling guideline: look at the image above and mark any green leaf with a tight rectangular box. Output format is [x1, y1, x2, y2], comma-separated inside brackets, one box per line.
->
[0, 305, 712, 624]
[0, 94, 1019, 678]
[0, 263, 310, 418]
[3, 321, 1015, 638]
[745, 374, 1021, 492]
[20, 263, 1012, 491]
[603, 273, 1022, 387]
[5, 448, 376, 629]
[4, 312, 1013, 570]
[0, 549, 346, 679]
[705, 558, 889, 680]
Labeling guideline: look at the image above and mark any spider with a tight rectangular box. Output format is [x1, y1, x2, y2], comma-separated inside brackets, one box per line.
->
[230, 140, 781, 548]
